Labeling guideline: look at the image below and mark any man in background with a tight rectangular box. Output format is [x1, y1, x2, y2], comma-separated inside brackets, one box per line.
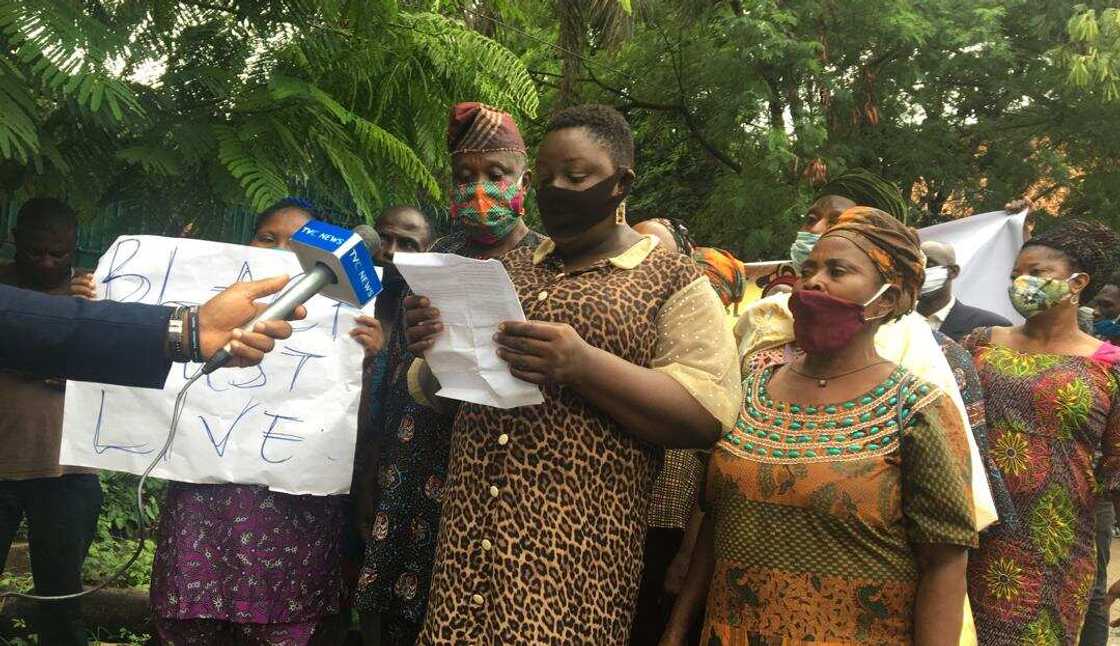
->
[1090, 277, 1120, 343]
[917, 240, 1011, 341]
[0, 198, 101, 646]
[353, 204, 432, 534]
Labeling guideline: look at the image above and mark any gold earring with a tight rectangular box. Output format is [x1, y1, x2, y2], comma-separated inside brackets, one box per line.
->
[615, 202, 627, 225]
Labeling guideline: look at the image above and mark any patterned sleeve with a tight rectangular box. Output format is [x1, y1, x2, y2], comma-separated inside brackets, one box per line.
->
[1095, 367, 1120, 495]
[901, 391, 979, 547]
[650, 276, 743, 432]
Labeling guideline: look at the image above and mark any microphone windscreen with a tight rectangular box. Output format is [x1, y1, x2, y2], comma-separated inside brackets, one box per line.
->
[353, 225, 381, 255]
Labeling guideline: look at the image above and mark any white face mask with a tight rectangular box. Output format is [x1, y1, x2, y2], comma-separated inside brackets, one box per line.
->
[921, 265, 950, 296]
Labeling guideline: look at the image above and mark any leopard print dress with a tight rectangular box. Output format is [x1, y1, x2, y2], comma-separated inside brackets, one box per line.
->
[418, 242, 704, 645]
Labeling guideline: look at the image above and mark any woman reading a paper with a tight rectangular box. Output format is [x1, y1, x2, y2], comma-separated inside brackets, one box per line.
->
[402, 104, 741, 644]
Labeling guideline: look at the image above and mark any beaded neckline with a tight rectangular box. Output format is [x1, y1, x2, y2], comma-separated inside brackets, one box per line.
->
[724, 365, 937, 463]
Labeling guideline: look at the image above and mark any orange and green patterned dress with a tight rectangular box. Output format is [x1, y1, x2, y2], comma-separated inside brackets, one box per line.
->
[703, 364, 978, 645]
[964, 329, 1120, 646]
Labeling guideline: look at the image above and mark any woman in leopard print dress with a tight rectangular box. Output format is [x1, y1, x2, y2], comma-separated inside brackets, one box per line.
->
[403, 105, 742, 644]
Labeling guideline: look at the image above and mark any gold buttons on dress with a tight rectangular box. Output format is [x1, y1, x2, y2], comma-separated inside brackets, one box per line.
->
[498, 433, 509, 446]
[489, 485, 500, 498]
[481, 539, 493, 551]
[471, 593, 485, 606]
[537, 290, 548, 301]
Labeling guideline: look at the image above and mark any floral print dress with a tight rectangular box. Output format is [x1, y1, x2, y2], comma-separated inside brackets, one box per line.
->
[965, 328, 1120, 646]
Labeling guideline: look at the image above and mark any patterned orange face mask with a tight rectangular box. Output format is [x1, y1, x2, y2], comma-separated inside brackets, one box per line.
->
[449, 178, 525, 244]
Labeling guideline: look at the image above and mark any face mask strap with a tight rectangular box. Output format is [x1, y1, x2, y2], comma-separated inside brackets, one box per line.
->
[861, 283, 893, 322]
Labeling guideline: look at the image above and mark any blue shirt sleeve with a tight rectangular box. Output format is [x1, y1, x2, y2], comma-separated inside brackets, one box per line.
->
[0, 284, 173, 388]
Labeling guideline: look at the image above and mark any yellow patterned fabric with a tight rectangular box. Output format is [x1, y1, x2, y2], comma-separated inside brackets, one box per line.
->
[703, 366, 977, 644]
[651, 275, 742, 432]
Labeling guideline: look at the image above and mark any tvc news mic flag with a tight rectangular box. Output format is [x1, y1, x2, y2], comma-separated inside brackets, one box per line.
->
[59, 235, 375, 496]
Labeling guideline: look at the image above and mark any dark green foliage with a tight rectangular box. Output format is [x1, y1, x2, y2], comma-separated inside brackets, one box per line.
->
[1, 0, 538, 224]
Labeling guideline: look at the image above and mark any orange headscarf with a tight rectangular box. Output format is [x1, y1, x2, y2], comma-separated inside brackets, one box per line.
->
[692, 246, 748, 308]
[822, 206, 925, 317]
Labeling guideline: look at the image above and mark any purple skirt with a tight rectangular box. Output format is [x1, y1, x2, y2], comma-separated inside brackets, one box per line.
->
[150, 482, 345, 624]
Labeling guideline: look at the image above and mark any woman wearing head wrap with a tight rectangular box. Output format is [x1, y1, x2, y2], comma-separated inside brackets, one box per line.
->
[664, 208, 981, 645]
[149, 198, 361, 646]
[964, 220, 1120, 646]
[352, 102, 544, 646]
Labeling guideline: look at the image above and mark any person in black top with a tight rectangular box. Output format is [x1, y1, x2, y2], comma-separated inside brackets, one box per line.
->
[917, 240, 1012, 341]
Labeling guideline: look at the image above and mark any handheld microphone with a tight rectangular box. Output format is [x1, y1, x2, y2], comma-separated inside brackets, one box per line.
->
[202, 220, 382, 374]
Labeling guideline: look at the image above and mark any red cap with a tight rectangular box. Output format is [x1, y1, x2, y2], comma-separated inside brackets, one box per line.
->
[447, 102, 526, 155]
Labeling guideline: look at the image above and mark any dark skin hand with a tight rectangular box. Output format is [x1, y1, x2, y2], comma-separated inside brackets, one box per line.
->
[659, 512, 714, 646]
[197, 275, 307, 367]
[405, 126, 723, 448]
[913, 544, 969, 646]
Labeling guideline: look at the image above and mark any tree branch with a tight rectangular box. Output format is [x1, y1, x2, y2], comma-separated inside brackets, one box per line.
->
[579, 64, 743, 173]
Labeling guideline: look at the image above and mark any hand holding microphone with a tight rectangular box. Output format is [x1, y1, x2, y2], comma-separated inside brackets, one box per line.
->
[197, 275, 309, 367]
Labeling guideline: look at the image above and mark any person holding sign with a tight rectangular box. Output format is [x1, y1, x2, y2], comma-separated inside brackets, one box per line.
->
[142, 198, 376, 646]
[404, 105, 741, 644]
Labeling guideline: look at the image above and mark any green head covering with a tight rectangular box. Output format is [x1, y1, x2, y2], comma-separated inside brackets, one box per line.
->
[815, 169, 908, 223]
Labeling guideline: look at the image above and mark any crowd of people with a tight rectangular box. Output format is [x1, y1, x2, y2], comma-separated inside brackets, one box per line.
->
[2, 100, 1120, 646]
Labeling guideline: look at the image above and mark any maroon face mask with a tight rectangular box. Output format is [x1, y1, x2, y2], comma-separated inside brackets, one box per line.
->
[789, 285, 889, 355]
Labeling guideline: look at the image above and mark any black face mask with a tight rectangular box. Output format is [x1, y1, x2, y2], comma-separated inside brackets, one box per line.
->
[536, 170, 628, 239]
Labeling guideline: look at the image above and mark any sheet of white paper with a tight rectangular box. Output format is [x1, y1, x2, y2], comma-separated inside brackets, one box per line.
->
[919, 210, 1028, 324]
[393, 252, 544, 409]
[58, 235, 374, 496]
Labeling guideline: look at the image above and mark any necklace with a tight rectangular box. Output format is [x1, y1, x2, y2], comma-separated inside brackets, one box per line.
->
[788, 360, 892, 388]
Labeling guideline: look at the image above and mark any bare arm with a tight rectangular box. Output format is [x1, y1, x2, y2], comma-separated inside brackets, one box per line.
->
[659, 513, 715, 645]
[664, 504, 705, 596]
[913, 543, 968, 646]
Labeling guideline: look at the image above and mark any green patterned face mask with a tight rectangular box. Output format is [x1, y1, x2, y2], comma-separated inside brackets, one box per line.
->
[449, 178, 525, 244]
[1008, 274, 1083, 318]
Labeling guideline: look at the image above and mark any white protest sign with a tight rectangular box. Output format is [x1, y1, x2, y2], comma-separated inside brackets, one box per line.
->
[919, 209, 1028, 324]
[59, 235, 372, 495]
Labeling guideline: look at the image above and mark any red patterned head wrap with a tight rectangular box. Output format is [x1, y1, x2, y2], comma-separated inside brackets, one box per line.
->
[447, 102, 526, 155]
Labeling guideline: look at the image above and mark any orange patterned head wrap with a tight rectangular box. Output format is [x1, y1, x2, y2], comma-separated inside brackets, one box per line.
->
[692, 246, 747, 308]
[821, 206, 925, 317]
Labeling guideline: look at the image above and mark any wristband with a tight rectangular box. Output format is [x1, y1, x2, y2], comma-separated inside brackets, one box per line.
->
[188, 306, 203, 363]
[165, 306, 189, 362]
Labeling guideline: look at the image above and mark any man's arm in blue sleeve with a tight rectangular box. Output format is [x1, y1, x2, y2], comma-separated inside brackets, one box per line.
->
[0, 284, 173, 388]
